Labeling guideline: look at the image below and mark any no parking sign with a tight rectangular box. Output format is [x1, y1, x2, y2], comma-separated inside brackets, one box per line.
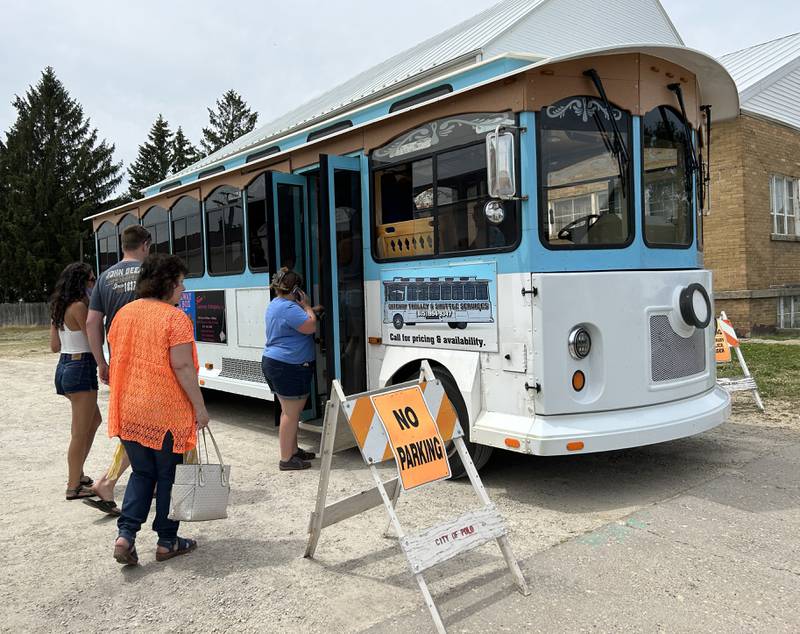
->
[371, 385, 450, 490]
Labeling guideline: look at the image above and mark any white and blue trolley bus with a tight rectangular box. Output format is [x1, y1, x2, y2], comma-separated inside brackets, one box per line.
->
[88, 43, 737, 474]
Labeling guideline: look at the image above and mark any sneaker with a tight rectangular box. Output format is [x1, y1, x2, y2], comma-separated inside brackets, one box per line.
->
[279, 455, 311, 471]
[294, 447, 316, 460]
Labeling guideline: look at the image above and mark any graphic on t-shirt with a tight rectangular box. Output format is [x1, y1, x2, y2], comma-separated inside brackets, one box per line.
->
[90, 260, 142, 331]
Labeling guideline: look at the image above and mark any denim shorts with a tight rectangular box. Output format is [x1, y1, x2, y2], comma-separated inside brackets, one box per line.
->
[55, 353, 98, 395]
[261, 356, 313, 400]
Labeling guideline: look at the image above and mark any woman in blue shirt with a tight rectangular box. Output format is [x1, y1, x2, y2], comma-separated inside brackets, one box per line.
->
[261, 268, 323, 470]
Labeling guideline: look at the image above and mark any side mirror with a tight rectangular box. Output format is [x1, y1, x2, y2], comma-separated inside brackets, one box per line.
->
[486, 127, 516, 199]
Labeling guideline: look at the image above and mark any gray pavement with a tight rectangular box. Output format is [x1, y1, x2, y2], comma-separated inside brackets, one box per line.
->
[369, 433, 800, 633]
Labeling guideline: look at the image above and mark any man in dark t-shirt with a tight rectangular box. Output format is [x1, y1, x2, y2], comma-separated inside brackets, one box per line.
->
[85, 224, 151, 512]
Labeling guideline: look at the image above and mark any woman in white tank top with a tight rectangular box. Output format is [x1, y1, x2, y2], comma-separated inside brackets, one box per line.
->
[50, 263, 103, 501]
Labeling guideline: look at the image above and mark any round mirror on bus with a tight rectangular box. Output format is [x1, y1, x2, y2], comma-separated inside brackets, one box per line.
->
[484, 200, 505, 225]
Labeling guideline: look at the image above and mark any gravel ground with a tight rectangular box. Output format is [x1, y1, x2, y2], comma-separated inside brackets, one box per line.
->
[1, 345, 798, 633]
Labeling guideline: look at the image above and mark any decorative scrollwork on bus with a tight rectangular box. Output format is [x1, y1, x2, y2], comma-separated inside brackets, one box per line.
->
[545, 97, 622, 123]
[373, 112, 515, 163]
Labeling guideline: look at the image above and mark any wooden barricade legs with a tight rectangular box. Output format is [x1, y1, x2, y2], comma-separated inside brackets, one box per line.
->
[304, 362, 529, 633]
[715, 311, 765, 412]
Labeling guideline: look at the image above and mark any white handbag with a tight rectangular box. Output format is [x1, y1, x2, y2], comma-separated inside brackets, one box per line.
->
[168, 427, 231, 521]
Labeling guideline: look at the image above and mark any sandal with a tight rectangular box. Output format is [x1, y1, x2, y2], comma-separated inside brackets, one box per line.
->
[66, 484, 97, 500]
[80, 475, 94, 487]
[293, 447, 316, 460]
[83, 498, 121, 516]
[113, 538, 138, 565]
[156, 537, 197, 562]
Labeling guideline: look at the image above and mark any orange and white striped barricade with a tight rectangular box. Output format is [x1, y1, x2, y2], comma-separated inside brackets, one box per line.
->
[304, 361, 529, 634]
[715, 311, 764, 411]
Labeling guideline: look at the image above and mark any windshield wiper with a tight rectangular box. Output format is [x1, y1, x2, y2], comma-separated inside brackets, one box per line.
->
[667, 83, 702, 206]
[583, 68, 630, 190]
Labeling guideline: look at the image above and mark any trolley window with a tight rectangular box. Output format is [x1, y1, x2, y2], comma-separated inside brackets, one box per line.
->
[246, 174, 271, 272]
[142, 206, 170, 254]
[538, 96, 632, 249]
[171, 196, 204, 277]
[371, 112, 519, 260]
[205, 186, 244, 276]
[96, 221, 118, 273]
[642, 106, 693, 247]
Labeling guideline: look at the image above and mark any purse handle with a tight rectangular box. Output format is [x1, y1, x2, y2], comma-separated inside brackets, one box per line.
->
[196, 427, 229, 488]
[197, 427, 225, 466]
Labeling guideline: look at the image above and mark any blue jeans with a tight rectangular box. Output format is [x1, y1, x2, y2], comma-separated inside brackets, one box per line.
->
[117, 432, 183, 544]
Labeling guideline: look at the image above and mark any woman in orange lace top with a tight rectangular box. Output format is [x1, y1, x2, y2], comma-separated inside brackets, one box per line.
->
[107, 254, 209, 565]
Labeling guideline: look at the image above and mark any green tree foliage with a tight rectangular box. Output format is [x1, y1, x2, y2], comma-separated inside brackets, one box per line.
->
[171, 126, 201, 173]
[0, 67, 122, 302]
[127, 114, 173, 199]
[200, 90, 258, 156]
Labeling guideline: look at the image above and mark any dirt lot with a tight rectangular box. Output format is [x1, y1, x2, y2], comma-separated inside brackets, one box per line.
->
[1, 329, 798, 632]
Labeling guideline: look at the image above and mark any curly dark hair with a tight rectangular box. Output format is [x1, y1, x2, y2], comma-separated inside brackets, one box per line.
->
[136, 254, 189, 301]
[50, 262, 94, 329]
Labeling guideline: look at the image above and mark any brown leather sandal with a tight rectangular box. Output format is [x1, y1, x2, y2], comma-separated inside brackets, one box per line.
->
[156, 537, 197, 562]
[113, 539, 138, 565]
[65, 484, 96, 500]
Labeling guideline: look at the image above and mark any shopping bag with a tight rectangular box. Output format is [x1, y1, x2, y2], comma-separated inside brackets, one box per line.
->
[168, 427, 230, 521]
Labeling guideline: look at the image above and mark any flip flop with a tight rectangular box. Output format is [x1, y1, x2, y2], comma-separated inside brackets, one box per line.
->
[66, 484, 97, 500]
[113, 540, 138, 565]
[83, 498, 121, 516]
[80, 475, 94, 487]
[156, 537, 197, 562]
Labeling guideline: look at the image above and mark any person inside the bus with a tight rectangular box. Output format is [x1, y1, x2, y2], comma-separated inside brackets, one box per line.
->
[261, 268, 323, 471]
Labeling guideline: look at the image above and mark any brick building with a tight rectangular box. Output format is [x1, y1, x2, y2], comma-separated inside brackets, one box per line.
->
[705, 33, 800, 334]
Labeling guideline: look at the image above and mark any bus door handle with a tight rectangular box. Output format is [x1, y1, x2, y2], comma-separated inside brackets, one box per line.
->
[521, 286, 538, 297]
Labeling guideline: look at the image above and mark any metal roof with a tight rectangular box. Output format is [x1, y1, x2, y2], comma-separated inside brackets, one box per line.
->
[720, 32, 800, 94]
[162, 0, 546, 184]
[91, 42, 739, 223]
[720, 32, 800, 131]
[152, 0, 683, 190]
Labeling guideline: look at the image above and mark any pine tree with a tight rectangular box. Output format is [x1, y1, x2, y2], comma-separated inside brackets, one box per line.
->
[171, 126, 201, 173]
[0, 67, 122, 302]
[200, 90, 258, 156]
[127, 114, 173, 199]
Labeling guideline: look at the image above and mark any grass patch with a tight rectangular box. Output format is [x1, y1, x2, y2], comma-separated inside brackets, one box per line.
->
[0, 326, 50, 357]
[717, 342, 800, 401]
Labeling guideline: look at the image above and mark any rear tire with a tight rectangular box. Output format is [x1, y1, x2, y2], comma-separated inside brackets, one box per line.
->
[435, 369, 493, 478]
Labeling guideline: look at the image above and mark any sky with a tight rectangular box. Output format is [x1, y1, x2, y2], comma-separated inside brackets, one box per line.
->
[1, 0, 799, 194]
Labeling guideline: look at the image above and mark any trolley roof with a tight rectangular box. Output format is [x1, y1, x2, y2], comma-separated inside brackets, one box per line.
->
[147, 0, 683, 194]
[87, 42, 739, 223]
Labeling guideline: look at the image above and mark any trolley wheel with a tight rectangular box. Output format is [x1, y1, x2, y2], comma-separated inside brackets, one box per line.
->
[456, 322, 467, 330]
[392, 313, 404, 329]
[435, 370, 493, 478]
[447, 322, 458, 329]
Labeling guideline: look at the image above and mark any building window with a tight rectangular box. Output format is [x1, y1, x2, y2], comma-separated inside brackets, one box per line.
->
[205, 186, 244, 275]
[770, 175, 799, 237]
[171, 196, 204, 277]
[96, 221, 118, 273]
[371, 112, 519, 260]
[539, 96, 632, 248]
[642, 106, 693, 247]
[778, 295, 800, 329]
[142, 206, 170, 254]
